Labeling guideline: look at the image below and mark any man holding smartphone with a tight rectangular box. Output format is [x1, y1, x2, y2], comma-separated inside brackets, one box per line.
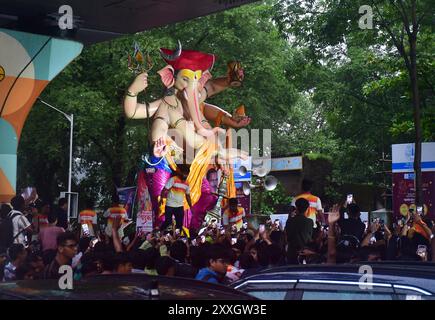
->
[79, 200, 98, 238]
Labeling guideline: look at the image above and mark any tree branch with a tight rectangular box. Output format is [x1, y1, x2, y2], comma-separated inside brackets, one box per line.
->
[416, 12, 426, 26]
[394, 0, 412, 37]
[410, 0, 418, 38]
[371, 1, 411, 71]
[88, 136, 113, 167]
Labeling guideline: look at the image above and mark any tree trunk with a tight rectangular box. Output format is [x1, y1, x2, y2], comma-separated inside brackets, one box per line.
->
[409, 2, 423, 207]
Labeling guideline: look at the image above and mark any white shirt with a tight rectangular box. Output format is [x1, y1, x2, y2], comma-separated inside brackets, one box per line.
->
[165, 177, 190, 208]
[9, 210, 31, 246]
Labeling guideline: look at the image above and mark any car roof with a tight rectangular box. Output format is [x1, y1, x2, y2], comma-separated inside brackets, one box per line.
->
[232, 262, 435, 294]
[250, 262, 435, 277]
[0, 274, 256, 300]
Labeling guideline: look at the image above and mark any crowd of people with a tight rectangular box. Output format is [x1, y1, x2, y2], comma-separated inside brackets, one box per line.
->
[0, 179, 434, 286]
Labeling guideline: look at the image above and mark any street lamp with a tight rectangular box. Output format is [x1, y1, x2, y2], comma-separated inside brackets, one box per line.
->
[37, 98, 74, 224]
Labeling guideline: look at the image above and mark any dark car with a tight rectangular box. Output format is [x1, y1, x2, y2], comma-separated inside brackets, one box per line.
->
[231, 262, 435, 300]
[0, 274, 256, 300]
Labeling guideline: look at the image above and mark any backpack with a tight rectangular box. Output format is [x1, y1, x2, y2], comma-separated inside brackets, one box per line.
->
[0, 211, 22, 249]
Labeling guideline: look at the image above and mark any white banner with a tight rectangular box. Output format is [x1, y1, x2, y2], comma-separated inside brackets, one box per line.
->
[392, 142, 435, 173]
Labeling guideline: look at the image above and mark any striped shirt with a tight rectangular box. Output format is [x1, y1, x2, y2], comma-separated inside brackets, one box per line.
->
[165, 176, 190, 208]
[79, 209, 97, 225]
[35, 214, 49, 231]
[9, 210, 31, 245]
[291, 192, 323, 227]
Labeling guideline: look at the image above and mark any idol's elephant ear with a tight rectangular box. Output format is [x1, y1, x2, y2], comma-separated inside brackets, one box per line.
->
[157, 65, 175, 88]
[198, 70, 212, 92]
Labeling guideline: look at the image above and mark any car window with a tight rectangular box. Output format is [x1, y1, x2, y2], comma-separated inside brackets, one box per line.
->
[247, 290, 288, 300]
[393, 285, 433, 300]
[295, 280, 394, 300]
[301, 290, 393, 300]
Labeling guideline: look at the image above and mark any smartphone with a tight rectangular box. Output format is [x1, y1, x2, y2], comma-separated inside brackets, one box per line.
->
[81, 223, 90, 235]
[417, 245, 427, 259]
[346, 194, 353, 204]
[231, 238, 237, 245]
[259, 224, 265, 233]
[274, 219, 280, 228]
[363, 221, 368, 230]
[91, 238, 99, 247]
[198, 227, 207, 236]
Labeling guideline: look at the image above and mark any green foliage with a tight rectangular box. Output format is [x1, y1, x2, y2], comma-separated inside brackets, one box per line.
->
[251, 182, 292, 215]
[16, 0, 433, 211]
[16, 2, 302, 207]
[273, 0, 434, 186]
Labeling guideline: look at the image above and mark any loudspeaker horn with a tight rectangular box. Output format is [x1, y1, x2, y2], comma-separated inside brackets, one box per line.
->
[264, 175, 278, 191]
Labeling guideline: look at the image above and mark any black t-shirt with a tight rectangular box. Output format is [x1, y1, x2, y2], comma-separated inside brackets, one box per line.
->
[43, 258, 62, 280]
[285, 214, 314, 251]
[175, 262, 198, 278]
[338, 218, 366, 242]
[56, 208, 68, 229]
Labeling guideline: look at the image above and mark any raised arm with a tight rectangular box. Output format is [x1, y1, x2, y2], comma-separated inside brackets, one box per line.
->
[123, 72, 161, 119]
[203, 61, 244, 98]
[327, 205, 340, 264]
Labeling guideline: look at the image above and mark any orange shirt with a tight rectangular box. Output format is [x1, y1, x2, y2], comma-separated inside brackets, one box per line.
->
[103, 205, 128, 237]
[79, 209, 97, 226]
[104, 206, 127, 224]
[291, 192, 323, 226]
[223, 207, 245, 231]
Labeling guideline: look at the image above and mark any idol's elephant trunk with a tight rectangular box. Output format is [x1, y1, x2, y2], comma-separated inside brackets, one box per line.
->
[183, 81, 214, 137]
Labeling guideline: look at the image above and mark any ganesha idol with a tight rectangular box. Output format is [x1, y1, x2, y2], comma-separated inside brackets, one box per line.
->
[123, 42, 251, 231]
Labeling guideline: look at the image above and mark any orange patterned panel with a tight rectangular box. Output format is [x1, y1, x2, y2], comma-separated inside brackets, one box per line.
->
[1, 78, 48, 140]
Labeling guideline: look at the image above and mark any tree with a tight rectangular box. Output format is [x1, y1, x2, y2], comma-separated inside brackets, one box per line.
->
[17, 2, 305, 207]
[273, 0, 434, 201]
